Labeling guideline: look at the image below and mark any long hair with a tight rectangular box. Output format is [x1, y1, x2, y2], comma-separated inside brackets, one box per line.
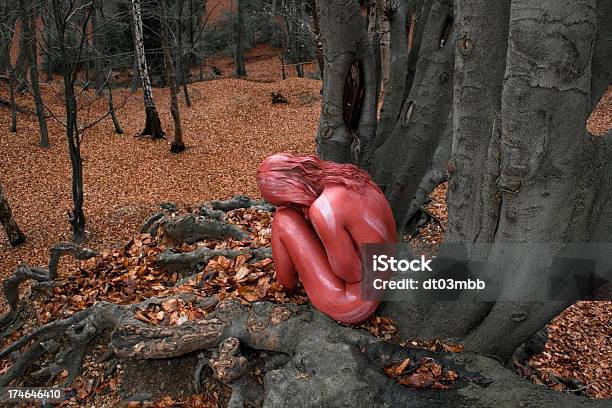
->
[257, 154, 381, 207]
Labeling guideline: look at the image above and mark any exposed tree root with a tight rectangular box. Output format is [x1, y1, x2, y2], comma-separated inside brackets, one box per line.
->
[204, 195, 275, 213]
[1, 297, 606, 407]
[0, 243, 99, 330]
[157, 246, 272, 275]
[160, 214, 248, 243]
[145, 196, 274, 244]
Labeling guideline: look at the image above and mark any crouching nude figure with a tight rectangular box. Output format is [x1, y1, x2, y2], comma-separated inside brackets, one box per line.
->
[257, 154, 397, 324]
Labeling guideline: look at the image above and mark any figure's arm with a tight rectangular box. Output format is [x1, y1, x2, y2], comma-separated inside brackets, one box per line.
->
[309, 202, 362, 284]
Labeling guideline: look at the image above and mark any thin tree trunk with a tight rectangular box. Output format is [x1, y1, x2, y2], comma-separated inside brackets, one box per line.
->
[234, 0, 247, 76]
[51, 0, 86, 243]
[309, 0, 324, 79]
[9, 65, 17, 133]
[91, 0, 105, 90]
[176, 0, 192, 107]
[403, 110, 453, 224]
[0, 183, 26, 247]
[131, 0, 164, 138]
[107, 80, 124, 135]
[28, 4, 49, 148]
[159, 0, 185, 153]
[14, 1, 31, 90]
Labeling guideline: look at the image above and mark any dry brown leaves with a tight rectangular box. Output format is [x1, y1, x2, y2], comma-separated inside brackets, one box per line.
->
[528, 301, 612, 399]
[358, 314, 399, 341]
[19, 207, 308, 330]
[0, 45, 319, 308]
[384, 356, 459, 390]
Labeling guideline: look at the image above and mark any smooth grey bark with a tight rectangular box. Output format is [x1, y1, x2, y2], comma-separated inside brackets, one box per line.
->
[462, 0, 604, 358]
[0, 182, 26, 247]
[159, 0, 185, 153]
[372, 0, 454, 234]
[234, 0, 247, 76]
[375, 0, 409, 147]
[382, 0, 510, 348]
[131, 0, 164, 138]
[315, 0, 378, 167]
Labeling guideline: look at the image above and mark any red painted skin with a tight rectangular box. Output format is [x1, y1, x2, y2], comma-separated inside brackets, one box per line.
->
[257, 154, 397, 324]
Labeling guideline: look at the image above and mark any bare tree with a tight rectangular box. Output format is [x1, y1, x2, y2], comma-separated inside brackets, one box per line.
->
[131, 0, 164, 138]
[0, 182, 26, 247]
[159, 0, 185, 153]
[25, 0, 50, 148]
[234, 0, 247, 76]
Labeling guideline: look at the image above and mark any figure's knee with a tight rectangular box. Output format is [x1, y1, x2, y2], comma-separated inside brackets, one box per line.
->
[273, 207, 308, 233]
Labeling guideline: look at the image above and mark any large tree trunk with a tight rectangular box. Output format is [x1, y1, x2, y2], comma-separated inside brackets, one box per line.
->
[159, 0, 185, 153]
[26, 3, 49, 148]
[0, 183, 26, 247]
[317, 0, 612, 362]
[234, 0, 247, 76]
[131, 0, 164, 138]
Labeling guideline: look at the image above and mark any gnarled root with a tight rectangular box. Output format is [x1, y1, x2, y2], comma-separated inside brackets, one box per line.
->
[0, 243, 99, 331]
[157, 246, 272, 276]
[210, 337, 263, 407]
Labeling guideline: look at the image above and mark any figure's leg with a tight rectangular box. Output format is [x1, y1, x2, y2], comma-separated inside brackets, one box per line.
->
[272, 208, 379, 324]
[271, 216, 298, 289]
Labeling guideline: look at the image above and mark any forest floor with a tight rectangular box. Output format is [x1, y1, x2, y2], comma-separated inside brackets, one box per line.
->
[0, 44, 611, 403]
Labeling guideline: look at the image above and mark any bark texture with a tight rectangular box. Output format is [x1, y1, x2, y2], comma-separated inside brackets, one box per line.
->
[318, 0, 612, 361]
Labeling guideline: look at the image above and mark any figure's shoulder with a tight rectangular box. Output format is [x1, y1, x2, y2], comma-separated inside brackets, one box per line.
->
[309, 186, 355, 223]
